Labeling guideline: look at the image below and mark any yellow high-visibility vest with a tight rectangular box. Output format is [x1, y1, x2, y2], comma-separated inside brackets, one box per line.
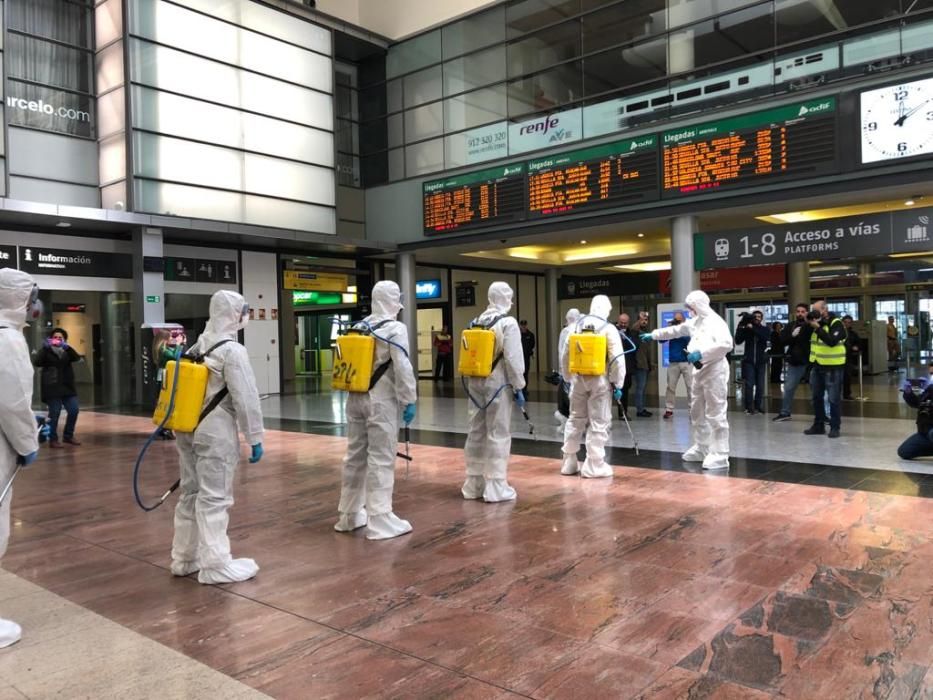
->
[809, 317, 846, 366]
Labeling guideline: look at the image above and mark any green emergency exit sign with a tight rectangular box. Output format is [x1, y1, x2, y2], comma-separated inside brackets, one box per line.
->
[146, 295, 160, 303]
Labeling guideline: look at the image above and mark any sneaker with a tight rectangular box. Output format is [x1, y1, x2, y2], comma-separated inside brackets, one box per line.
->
[828, 428, 840, 439]
[636, 410, 652, 418]
[663, 410, 673, 419]
[804, 424, 826, 435]
[772, 414, 791, 422]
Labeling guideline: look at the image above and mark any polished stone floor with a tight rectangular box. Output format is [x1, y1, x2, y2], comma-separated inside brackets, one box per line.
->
[1, 411, 931, 698]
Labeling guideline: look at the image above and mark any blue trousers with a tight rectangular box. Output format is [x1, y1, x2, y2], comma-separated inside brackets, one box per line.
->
[780, 364, 808, 416]
[897, 429, 933, 460]
[634, 368, 648, 412]
[47, 395, 80, 441]
[810, 366, 842, 431]
[741, 360, 767, 411]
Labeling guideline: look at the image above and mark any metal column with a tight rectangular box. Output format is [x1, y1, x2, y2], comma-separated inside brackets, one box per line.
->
[545, 267, 559, 371]
[787, 262, 810, 308]
[670, 215, 698, 302]
[397, 252, 418, 376]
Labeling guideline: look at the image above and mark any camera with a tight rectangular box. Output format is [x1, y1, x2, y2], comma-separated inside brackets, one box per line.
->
[806, 310, 822, 321]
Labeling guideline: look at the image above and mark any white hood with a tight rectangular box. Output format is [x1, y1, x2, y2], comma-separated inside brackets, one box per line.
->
[199, 290, 247, 348]
[685, 290, 712, 319]
[565, 308, 580, 325]
[0, 268, 36, 330]
[371, 280, 403, 321]
[487, 282, 513, 314]
[590, 295, 612, 321]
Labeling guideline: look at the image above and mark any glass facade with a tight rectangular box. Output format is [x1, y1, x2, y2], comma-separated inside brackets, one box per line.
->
[5, 0, 95, 138]
[361, 0, 933, 184]
[126, 0, 336, 232]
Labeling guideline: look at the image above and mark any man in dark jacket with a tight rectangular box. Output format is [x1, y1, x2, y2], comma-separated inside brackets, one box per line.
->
[519, 320, 535, 399]
[842, 315, 860, 400]
[634, 312, 653, 417]
[735, 310, 770, 414]
[34, 327, 82, 447]
[773, 304, 812, 422]
[898, 366, 933, 459]
[616, 313, 636, 419]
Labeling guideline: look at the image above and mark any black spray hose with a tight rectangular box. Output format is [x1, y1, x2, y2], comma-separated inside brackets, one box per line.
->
[133, 364, 182, 512]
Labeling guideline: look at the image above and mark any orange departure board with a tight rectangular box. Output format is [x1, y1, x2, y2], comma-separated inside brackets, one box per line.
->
[423, 164, 525, 234]
[662, 98, 837, 198]
[526, 136, 658, 218]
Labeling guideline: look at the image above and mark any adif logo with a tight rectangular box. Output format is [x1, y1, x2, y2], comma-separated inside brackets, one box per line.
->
[715, 238, 730, 259]
[502, 166, 522, 176]
[907, 216, 929, 242]
[798, 101, 832, 117]
[799, 105, 810, 116]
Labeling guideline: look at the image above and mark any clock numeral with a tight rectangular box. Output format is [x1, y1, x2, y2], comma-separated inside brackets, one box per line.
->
[866, 121, 878, 131]
[898, 142, 908, 152]
[895, 90, 908, 101]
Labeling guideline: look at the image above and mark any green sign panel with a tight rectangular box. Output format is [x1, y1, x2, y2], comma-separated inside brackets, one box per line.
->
[146, 295, 160, 303]
[293, 290, 345, 306]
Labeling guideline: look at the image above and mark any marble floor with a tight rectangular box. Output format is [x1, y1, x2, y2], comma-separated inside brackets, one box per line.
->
[1, 411, 931, 698]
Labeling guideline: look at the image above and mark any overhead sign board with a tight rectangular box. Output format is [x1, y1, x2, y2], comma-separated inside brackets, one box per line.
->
[284, 270, 348, 292]
[423, 164, 526, 235]
[0, 245, 16, 270]
[415, 279, 442, 299]
[19, 247, 133, 278]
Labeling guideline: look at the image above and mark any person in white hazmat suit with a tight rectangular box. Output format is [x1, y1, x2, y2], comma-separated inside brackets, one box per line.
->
[462, 282, 526, 502]
[335, 280, 417, 540]
[560, 295, 625, 478]
[171, 290, 265, 584]
[0, 269, 42, 648]
[643, 290, 733, 470]
[554, 308, 580, 425]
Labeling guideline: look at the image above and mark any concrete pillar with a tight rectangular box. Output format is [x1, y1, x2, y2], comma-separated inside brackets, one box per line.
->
[858, 263, 872, 320]
[788, 262, 810, 309]
[397, 252, 418, 376]
[545, 267, 559, 371]
[670, 215, 699, 303]
[132, 227, 165, 404]
[667, 3, 696, 75]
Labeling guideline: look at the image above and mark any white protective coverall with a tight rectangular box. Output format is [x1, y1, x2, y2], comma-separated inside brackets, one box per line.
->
[335, 280, 417, 540]
[558, 308, 581, 384]
[171, 291, 265, 584]
[0, 269, 40, 648]
[560, 295, 625, 478]
[651, 290, 733, 469]
[462, 282, 526, 502]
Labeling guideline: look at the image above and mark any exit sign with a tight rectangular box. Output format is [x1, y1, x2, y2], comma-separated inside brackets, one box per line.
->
[146, 295, 161, 303]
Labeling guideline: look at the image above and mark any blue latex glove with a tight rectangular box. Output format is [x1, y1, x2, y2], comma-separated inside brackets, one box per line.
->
[687, 351, 702, 364]
[248, 443, 263, 464]
[515, 391, 526, 408]
[613, 387, 623, 402]
[903, 380, 914, 394]
[17, 451, 38, 467]
[639, 333, 653, 343]
[402, 403, 416, 424]
[37, 420, 50, 443]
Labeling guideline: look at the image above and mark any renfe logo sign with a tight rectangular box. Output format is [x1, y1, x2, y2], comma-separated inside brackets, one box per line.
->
[509, 107, 583, 155]
[416, 279, 441, 299]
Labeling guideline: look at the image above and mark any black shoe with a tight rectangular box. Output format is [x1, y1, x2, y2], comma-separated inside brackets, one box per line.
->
[828, 428, 840, 439]
[843, 396, 854, 401]
[636, 410, 652, 418]
[772, 414, 791, 422]
[744, 409, 754, 415]
[804, 424, 825, 435]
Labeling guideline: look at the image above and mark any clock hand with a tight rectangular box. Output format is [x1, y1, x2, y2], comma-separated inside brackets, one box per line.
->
[895, 98, 932, 126]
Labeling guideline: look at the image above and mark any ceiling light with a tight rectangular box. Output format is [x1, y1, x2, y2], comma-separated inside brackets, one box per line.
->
[890, 251, 933, 259]
[562, 244, 641, 263]
[905, 199, 916, 206]
[613, 261, 672, 272]
[757, 212, 812, 224]
[580, 240, 587, 245]
[55, 221, 71, 228]
[637, 233, 645, 238]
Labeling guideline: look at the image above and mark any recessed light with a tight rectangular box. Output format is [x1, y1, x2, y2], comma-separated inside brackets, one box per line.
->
[580, 240, 587, 245]
[637, 232, 645, 238]
[55, 221, 71, 228]
[905, 199, 916, 206]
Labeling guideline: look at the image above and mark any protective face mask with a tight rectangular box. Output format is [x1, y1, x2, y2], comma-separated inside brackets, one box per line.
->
[238, 303, 250, 330]
[28, 285, 43, 320]
[51, 337, 63, 347]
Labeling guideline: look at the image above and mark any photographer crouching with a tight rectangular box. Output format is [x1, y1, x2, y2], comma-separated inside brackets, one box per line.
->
[898, 364, 933, 460]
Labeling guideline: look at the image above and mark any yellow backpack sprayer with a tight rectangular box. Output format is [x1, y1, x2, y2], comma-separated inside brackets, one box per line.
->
[133, 339, 232, 511]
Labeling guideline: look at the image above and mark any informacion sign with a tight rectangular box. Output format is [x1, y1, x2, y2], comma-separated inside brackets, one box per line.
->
[527, 136, 658, 218]
[423, 164, 526, 235]
[662, 98, 838, 198]
[694, 209, 933, 269]
[19, 247, 133, 278]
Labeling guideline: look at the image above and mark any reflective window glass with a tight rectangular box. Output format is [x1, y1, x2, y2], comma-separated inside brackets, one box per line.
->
[99, 134, 126, 183]
[508, 21, 581, 77]
[581, 0, 666, 53]
[362, 152, 388, 186]
[6, 34, 93, 93]
[508, 61, 582, 117]
[130, 0, 332, 94]
[135, 180, 336, 232]
[404, 102, 444, 141]
[5, 81, 95, 138]
[336, 118, 358, 154]
[403, 65, 442, 108]
[133, 132, 335, 205]
[130, 40, 333, 131]
[388, 148, 405, 180]
[336, 152, 360, 187]
[667, 0, 764, 28]
[97, 87, 125, 139]
[8, 0, 92, 48]
[387, 79, 403, 113]
[405, 138, 444, 176]
[444, 46, 506, 96]
[444, 85, 508, 131]
[583, 38, 666, 96]
[360, 83, 387, 121]
[360, 120, 388, 154]
[97, 41, 124, 93]
[776, 0, 902, 45]
[688, 4, 774, 70]
[166, 0, 332, 54]
[387, 30, 441, 78]
[388, 113, 404, 148]
[445, 124, 508, 168]
[443, 6, 506, 58]
[507, 0, 580, 36]
[96, 0, 123, 47]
